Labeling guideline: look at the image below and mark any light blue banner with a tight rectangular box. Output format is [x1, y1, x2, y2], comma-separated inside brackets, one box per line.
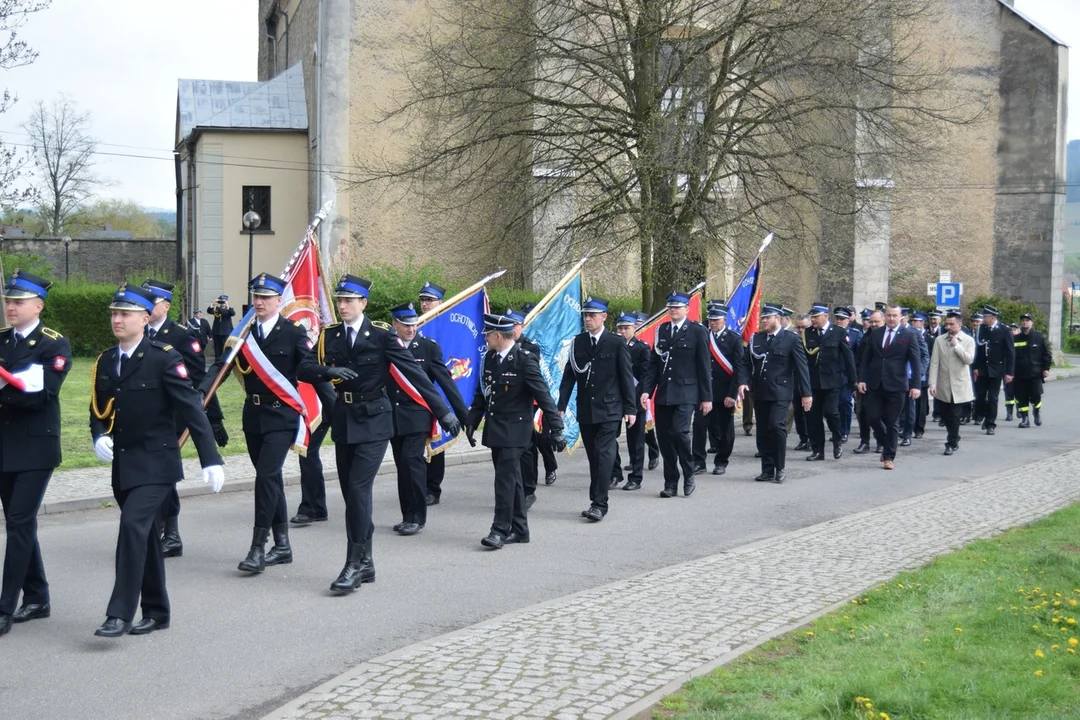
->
[525, 273, 583, 450]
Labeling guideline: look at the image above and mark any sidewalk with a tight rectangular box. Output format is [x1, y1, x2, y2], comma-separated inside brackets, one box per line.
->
[262, 444, 1080, 720]
[42, 364, 1080, 515]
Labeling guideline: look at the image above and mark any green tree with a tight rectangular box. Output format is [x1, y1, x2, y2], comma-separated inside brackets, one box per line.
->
[70, 198, 168, 238]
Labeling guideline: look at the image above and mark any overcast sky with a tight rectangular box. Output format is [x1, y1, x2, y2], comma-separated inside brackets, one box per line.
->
[0, 0, 1075, 210]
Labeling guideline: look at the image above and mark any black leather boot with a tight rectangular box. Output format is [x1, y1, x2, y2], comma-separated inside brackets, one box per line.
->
[264, 523, 293, 566]
[330, 542, 374, 593]
[1005, 405, 1013, 421]
[162, 516, 183, 558]
[1017, 412, 1030, 429]
[238, 527, 269, 573]
[1033, 407, 1042, 426]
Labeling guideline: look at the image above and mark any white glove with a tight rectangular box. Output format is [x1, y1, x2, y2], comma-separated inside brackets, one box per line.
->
[94, 435, 114, 462]
[202, 465, 225, 493]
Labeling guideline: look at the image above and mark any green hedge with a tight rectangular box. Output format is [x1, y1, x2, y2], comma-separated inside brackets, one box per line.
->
[965, 295, 1046, 334]
[1064, 335, 1080, 354]
[890, 295, 938, 317]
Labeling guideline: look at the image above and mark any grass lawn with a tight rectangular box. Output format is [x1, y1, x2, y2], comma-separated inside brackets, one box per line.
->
[58, 356, 249, 469]
[653, 504, 1080, 720]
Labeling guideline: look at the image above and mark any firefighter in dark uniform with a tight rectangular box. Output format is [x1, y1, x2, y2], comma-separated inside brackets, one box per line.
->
[633, 311, 661, 468]
[418, 281, 450, 506]
[312, 276, 459, 592]
[1002, 323, 1020, 421]
[506, 307, 545, 509]
[1013, 312, 1052, 428]
[466, 314, 565, 548]
[972, 304, 1015, 435]
[557, 297, 635, 520]
[388, 301, 467, 535]
[961, 312, 982, 424]
[520, 301, 561, 486]
[803, 303, 856, 461]
[926, 310, 944, 423]
[835, 306, 861, 442]
[290, 379, 336, 525]
[853, 308, 882, 454]
[745, 303, 812, 483]
[207, 295, 236, 358]
[187, 310, 212, 352]
[203, 273, 322, 574]
[90, 284, 223, 637]
[0, 271, 72, 638]
[142, 278, 228, 559]
[640, 290, 712, 498]
[698, 301, 745, 475]
[613, 312, 651, 490]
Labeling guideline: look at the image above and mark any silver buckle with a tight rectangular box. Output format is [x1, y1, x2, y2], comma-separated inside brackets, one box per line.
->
[343, 391, 353, 404]
[252, 394, 261, 406]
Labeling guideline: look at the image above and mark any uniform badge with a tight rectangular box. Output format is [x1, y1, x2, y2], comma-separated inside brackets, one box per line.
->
[28, 339, 36, 346]
[175, 363, 188, 379]
[192, 341, 201, 353]
[53, 356, 66, 371]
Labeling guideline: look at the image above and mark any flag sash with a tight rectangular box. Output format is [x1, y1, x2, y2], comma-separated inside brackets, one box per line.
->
[240, 336, 311, 455]
[708, 333, 734, 376]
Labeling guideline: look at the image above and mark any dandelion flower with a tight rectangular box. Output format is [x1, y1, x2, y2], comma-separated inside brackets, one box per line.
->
[1035, 649, 1045, 658]
[1069, 638, 1078, 647]
[955, 627, 963, 633]
[1035, 669, 1044, 677]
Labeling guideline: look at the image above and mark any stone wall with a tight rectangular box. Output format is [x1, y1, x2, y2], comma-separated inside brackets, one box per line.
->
[2, 237, 178, 284]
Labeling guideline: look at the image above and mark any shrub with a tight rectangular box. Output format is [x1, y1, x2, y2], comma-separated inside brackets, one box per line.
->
[40, 281, 118, 356]
[2, 250, 54, 279]
[1064, 334, 1080, 354]
[965, 295, 1046, 334]
[890, 295, 938, 317]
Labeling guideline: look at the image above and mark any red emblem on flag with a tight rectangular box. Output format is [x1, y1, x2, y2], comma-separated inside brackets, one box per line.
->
[53, 356, 66, 371]
[175, 363, 188, 379]
[192, 341, 201, 353]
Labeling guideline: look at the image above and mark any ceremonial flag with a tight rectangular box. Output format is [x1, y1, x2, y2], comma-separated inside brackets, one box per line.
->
[523, 262, 587, 452]
[726, 256, 762, 342]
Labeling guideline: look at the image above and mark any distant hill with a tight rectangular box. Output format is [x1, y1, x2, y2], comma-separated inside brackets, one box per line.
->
[148, 210, 176, 225]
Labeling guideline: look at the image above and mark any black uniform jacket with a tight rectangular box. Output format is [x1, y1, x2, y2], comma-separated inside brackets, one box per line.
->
[314, 316, 448, 445]
[389, 334, 458, 437]
[974, 322, 1016, 378]
[467, 343, 563, 449]
[744, 330, 811, 403]
[642, 320, 712, 406]
[90, 338, 222, 490]
[189, 317, 212, 348]
[707, 326, 746, 402]
[1013, 329, 1052, 379]
[557, 330, 635, 424]
[804, 322, 857, 391]
[0, 324, 72, 472]
[625, 337, 651, 411]
[858, 325, 922, 393]
[207, 304, 236, 336]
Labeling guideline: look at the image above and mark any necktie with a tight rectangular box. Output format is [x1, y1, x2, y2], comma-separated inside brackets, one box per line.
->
[119, 353, 128, 376]
[148, 328, 157, 340]
[346, 326, 355, 348]
[766, 333, 774, 347]
[884, 329, 893, 350]
[13, 332, 21, 348]
[590, 336, 597, 350]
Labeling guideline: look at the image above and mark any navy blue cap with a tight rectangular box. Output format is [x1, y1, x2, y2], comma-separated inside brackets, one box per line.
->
[665, 290, 690, 307]
[582, 296, 609, 313]
[142, 278, 175, 303]
[3, 269, 51, 300]
[418, 281, 445, 300]
[1020, 312, 1033, 320]
[913, 312, 927, 321]
[946, 310, 962, 320]
[218, 295, 229, 302]
[983, 304, 999, 316]
[808, 303, 829, 317]
[707, 303, 729, 319]
[761, 303, 783, 317]
[874, 302, 887, 311]
[900, 307, 911, 316]
[391, 301, 420, 325]
[109, 283, 156, 313]
[860, 309, 872, 318]
[483, 313, 515, 333]
[928, 310, 943, 319]
[250, 273, 287, 297]
[616, 312, 638, 326]
[833, 306, 852, 319]
[504, 307, 526, 324]
[633, 311, 648, 322]
[780, 306, 794, 318]
[972, 312, 984, 320]
[520, 302, 537, 314]
[334, 274, 371, 298]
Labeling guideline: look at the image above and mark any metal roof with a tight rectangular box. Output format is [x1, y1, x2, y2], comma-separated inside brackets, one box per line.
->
[176, 63, 307, 143]
[997, 0, 1068, 47]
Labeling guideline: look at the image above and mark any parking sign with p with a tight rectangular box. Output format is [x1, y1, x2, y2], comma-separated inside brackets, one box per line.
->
[935, 282, 961, 307]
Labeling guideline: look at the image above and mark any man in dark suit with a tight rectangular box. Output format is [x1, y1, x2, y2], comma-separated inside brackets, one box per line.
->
[835, 307, 862, 442]
[641, 290, 712, 498]
[207, 295, 236, 358]
[972, 304, 1015, 435]
[803, 303, 856, 461]
[858, 304, 922, 470]
[388, 301, 467, 536]
[926, 310, 944, 423]
[467, 314, 565, 548]
[188, 310, 212, 352]
[853, 309, 883, 454]
[633, 311, 661, 469]
[310, 276, 459, 591]
[744, 303, 811, 483]
[416, 281, 459, 507]
[203, 274, 323, 575]
[557, 297, 635, 520]
[505, 307, 545, 508]
[0, 271, 72, 638]
[699, 301, 745, 475]
[90, 284, 223, 637]
[613, 312, 651, 491]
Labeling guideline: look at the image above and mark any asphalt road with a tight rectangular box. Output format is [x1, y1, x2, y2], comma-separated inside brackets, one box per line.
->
[3, 379, 1079, 720]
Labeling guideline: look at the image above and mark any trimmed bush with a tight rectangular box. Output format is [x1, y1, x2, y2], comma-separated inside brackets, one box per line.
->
[965, 295, 1046, 334]
[1064, 334, 1080, 354]
[890, 295, 938, 317]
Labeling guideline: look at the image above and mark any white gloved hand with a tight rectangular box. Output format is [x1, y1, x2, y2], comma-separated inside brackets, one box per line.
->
[94, 435, 114, 463]
[202, 464, 225, 493]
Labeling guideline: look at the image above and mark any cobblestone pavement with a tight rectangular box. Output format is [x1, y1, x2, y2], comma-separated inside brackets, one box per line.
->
[265, 446, 1080, 720]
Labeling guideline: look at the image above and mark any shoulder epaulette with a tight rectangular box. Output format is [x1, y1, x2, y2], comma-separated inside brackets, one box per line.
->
[371, 320, 391, 331]
[151, 341, 174, 352]
[520, 348, 532, 356]
[40, 327, 63, 340]
[0, 326, 9, 333]
[322, 323, 340, 331]
[293, 320, 304, 328]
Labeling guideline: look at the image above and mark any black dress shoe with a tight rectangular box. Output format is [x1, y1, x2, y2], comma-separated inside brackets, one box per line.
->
[583, 507, 604, 521]
[623, 481, 641, 491]
[772, 470, 786, 484]
[914, 432, 923, 439]
[647, 457, 659, 470]
[609, 477, 622, 489]
[754, 472, 773, 482]
[712, 466, 725, 475]
[841, 435, 848, 443]
[874, 446, 883, 453]
[943, 446, 954, 455]
[0, 613, 11, 636]
[938, 419, 946, 427]
[481, 533, 505, 549]
[13, 603, 50, 623]
[986, 427, 995, 435]
[853, 443, 870, 454]
[130, 617, 170, 635]
[623, 464, 632, 471]
[833, 444, 843, 460]
[693, 464, 707, 474]
[683, 477, 696, 497]
[806, 452, 824, 461]
[900, 438, 911, 447]
[794, 442, 810, 452]
[545, 471, 557, 485]
[744, 427, 753, 436]
[392, 522, 406, 532]
[396, 522, 422, 535]
[291, 513, 328, 525]
[754, 452, 762, 458]
[659, 487, 677, 498]
[94, 617, 132, 638]
[524, 494, 536, 511]
[426, 494, 440, 506]
[505, 532, 530, 544]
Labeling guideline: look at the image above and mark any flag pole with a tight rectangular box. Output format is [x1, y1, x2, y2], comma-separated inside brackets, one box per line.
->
[633, 276, 711, 336]
[416, 269, 508, 326]
[522, 249, 595, 327]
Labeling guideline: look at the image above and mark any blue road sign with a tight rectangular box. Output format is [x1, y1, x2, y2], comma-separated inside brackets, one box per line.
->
[936, 282, 961, 307]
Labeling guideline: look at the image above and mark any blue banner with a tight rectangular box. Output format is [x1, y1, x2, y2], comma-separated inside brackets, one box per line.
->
[525, 273, 583, 450]
[726, 256, 761, 338]
[419, 288, 488, 455]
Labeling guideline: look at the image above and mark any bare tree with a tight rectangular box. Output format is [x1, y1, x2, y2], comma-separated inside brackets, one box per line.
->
[359, 0, 983, 309]
[0, 0, 50, 208]
[22, 96, 101, 235]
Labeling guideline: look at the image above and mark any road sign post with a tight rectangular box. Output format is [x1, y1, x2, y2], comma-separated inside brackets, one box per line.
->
[935, 282, 961, 308]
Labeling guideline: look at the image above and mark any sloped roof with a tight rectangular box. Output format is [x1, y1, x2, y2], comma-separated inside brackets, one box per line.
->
[997, 0, 1068, 47]
[176, 63, 307, 143]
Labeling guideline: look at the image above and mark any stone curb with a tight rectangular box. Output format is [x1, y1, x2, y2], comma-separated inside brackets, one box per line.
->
[39, 447, 493, 517]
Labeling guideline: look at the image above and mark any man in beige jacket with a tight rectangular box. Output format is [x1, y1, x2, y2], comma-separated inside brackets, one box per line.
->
[928, 310, 976, 456]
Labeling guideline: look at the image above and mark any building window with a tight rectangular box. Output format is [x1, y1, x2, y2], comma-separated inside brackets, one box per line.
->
[242, 186, 272, 231]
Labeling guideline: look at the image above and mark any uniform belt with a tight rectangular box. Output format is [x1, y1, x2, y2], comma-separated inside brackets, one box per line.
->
[247, 393, 282, 408]
[339, 387, 387, 404]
